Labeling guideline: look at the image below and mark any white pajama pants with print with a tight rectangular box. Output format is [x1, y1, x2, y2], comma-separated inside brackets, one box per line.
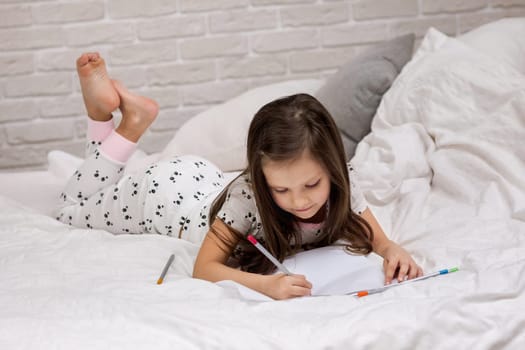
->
[55, 142, 227, 244]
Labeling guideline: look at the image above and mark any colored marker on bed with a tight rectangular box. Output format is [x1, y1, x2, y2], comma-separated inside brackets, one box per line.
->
[157, 254, 175, 285]
[247, 234, 292, 275]
[351, 267, 459, 297]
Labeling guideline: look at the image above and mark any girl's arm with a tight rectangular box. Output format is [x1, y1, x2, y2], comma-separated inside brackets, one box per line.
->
[360, 208, 423, 284]
[193, 218, 312, 300]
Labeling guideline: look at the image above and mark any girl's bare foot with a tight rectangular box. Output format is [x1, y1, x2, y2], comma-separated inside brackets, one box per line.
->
[113, 80, 159, 143]
[76, 52, 120, 121]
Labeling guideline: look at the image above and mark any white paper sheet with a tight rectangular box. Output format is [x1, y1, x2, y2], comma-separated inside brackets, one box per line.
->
[217, 246, 385, 301]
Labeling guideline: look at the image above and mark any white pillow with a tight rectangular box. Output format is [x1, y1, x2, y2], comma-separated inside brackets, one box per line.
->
[159, 79, 324, 171]
[458, 17, 525, 74]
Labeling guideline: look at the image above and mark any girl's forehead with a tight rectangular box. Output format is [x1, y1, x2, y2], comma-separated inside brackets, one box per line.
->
[261, 150, 327, 185]
[261, 148, 317, 168]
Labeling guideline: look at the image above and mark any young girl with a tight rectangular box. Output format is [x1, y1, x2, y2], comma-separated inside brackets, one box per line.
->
[57, 52, 423, 300]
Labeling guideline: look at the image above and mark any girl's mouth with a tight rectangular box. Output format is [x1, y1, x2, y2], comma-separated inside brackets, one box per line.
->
[295, 205, 313, 213]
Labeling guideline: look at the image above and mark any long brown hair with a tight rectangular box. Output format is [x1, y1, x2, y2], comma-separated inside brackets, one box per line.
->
[209, 93, 373, 274]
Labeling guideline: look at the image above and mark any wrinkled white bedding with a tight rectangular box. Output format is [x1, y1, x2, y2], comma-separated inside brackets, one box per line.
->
[1, 28, 525, 349]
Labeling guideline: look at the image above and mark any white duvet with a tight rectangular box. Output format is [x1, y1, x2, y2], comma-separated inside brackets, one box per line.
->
[1, 28, 525, 349]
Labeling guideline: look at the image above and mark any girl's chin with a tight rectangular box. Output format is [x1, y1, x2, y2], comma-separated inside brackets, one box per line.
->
[293, 207, 321, 221]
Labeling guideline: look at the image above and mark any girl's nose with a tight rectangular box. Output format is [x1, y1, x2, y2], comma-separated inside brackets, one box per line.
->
[291, 193, 308, 208]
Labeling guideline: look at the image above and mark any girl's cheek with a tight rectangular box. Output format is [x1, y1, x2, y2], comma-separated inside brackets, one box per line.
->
[273, 197, 288, 211]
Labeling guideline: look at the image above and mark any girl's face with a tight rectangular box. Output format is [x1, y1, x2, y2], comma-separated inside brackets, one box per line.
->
[262, 149, 331, 221]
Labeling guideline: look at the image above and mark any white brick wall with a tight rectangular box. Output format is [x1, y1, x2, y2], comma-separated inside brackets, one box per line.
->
[0, 0, 524, 170]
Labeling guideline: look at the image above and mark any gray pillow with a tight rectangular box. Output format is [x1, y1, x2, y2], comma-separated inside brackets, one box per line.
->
[315, 33, 415, 160]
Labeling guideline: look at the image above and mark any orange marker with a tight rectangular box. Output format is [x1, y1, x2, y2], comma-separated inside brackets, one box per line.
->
[350, 267, 459, 297]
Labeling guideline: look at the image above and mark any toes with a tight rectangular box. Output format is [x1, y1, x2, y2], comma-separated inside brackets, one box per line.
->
[87, 52, 100, 62]
[76, 52, 101, 69]
[76, 53, 90, 68]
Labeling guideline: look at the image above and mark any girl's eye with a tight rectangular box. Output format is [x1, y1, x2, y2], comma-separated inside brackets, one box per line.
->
[306, 180, 320, 188]
[273, 188, 287, 194]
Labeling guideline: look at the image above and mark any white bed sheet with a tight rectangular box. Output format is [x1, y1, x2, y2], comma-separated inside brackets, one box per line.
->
[1, 28, 525, 349]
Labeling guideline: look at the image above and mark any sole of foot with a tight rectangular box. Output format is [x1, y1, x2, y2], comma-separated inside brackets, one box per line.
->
[76, 52, 120, 121]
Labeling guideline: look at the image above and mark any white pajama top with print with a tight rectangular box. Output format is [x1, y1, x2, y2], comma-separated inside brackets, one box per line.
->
[217, 164, 367, 262]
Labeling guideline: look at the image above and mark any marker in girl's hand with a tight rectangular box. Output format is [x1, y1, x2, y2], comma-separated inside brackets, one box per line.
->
[247, 235, 292, 275]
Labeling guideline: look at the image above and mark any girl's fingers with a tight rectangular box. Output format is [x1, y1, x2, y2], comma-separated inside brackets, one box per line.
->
[289, 274, 312, 289]
[407, 263, 420, 279]
[417, 266, 424, 277]
[291, 285, 312, 297]
[406, 266, 417, 280]
[384, 259, 399, 284]
[397, 263, 410, 282]
[277, 274, 312, 298]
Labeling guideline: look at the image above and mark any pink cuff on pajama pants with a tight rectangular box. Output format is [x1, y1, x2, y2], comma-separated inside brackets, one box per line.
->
[87, 118, 114, 142]
[87, 118, 137, 164]
[100, 130, 137, 165]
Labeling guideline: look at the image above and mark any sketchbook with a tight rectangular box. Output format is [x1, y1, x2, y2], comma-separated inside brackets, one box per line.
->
[217, 245, 386, 301]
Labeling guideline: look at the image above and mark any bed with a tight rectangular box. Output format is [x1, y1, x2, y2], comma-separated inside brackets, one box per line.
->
[1, 18, 525, 349]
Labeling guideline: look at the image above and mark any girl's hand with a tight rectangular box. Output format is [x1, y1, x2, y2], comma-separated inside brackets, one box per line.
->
[263, 273, 312, 300]
[378, 241, 423, 285]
